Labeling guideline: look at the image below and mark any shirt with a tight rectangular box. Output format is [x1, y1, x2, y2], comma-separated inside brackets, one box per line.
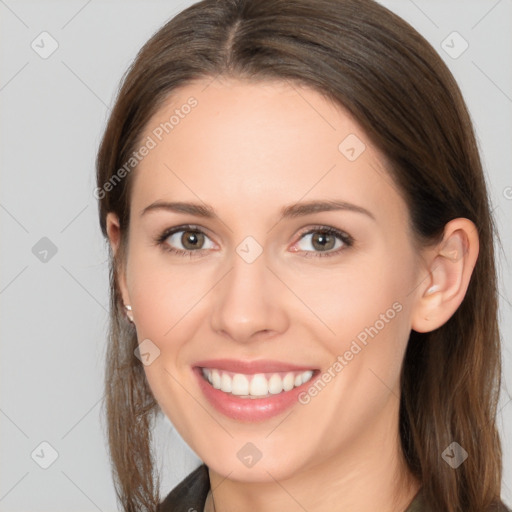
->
[157, 463, 483, 512]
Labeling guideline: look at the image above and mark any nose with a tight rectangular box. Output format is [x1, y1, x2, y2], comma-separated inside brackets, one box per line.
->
[209, 246, 290, 344]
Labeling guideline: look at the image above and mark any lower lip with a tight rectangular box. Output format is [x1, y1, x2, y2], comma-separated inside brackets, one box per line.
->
[193, 367, 318, 422]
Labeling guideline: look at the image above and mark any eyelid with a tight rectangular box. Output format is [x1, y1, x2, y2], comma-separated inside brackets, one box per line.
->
[155, 223, 354, 257]
[291, 225, 354, 257]
[156, 224, 216, 250]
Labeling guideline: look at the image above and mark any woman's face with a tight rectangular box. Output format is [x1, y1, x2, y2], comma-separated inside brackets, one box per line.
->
[107, 78, 428, 481]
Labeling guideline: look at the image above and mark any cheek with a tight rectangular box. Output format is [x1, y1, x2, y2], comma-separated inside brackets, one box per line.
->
[126, 252, 217, 404]
[295, 270, 412, 442]
[296, 247, 415, 378]
[127, 249, 210, 338]
[299, 260, 407, 334]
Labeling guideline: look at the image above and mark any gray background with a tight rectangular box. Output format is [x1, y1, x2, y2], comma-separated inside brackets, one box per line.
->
[1, 0, 511, 510]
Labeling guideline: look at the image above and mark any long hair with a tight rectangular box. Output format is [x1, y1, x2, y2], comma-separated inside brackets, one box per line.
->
[96, 1, 504, 510]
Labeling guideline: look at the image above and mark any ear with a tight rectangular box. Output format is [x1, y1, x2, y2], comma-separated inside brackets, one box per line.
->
[106, 212, 132, 317]
[411, 218, 479, 333]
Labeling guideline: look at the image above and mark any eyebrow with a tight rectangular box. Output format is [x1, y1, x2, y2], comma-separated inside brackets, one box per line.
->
[140, 199, 375, 221]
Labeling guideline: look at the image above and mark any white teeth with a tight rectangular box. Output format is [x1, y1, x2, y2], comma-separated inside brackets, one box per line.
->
[221, 372, 232, 393]
[249, 374, 269, 396]
[201, 368, 315, 398]
[231, 374, 249, 395]
[211, 369, 221, 389]
[302, 370, 313, 383]
[268, 374, 283, 394]
[283, 372, 295, 391]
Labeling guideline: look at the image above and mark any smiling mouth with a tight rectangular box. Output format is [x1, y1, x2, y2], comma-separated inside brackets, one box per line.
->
[199, 367, 318, 399]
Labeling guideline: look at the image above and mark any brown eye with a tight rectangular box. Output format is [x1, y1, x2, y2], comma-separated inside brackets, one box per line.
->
[158, 226, 216, 255]
[293, 226, 353, 257]
[310, 231, 336, 251]
[179, 230, 205, 250]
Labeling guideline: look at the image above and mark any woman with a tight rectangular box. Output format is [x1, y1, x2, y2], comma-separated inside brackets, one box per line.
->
[95, 0, 510, 511]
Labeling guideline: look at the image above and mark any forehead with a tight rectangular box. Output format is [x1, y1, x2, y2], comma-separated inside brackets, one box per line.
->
[129, 78, 405, 225]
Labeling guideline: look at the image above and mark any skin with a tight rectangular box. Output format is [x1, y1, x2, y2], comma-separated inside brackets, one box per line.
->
[106, 77, 479, 512]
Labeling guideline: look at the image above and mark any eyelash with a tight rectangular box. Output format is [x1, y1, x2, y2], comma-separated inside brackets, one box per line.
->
[154, 224, 354, 259]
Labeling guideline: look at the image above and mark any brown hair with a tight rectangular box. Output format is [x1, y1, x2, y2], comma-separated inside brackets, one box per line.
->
[96, 0, 505, 510]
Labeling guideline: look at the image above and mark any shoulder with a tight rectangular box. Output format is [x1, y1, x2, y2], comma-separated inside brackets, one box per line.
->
[157, 463, 210, 512]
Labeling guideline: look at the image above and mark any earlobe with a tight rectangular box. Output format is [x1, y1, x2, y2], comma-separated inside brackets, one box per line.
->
[411, 218, 479, 333]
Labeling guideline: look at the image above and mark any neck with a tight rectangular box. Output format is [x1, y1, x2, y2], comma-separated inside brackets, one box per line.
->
[206, 403, 420, 512]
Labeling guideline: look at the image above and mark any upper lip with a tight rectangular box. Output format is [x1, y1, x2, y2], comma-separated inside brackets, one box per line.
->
[194, 359, 318, 374]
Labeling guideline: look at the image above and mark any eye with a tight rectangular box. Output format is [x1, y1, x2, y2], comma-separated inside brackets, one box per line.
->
[155, 225, 215, 257]
[292, 226, 353, 258]
[154, 224, 354, 259]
